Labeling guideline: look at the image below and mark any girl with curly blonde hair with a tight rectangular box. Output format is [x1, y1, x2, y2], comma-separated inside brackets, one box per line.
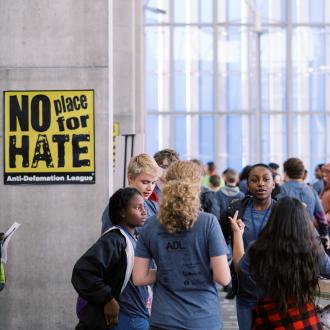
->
[158, 180, 200, 233]
[133, 175, 230, 330]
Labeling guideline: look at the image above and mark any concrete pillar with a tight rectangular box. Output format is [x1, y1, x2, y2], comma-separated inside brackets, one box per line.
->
[0, 0, 131, 328]
[112, 0, 145, 190]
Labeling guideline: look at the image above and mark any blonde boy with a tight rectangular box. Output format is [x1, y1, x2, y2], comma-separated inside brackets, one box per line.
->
[102, 153, 162, 233]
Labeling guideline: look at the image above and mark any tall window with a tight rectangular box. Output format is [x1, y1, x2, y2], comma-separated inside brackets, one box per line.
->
[144, 0, 330, 176]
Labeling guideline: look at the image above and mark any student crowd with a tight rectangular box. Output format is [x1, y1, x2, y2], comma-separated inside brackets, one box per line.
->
[71, 149, 330, 330]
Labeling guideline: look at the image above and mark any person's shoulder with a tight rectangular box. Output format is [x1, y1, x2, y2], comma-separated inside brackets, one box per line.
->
[279, 182, 290, 190]
[145, 199, 159, 213]
[237, 191, 245, 198]
[198, 210, 215, 219]
[145, 214, 159, 226]
[230, 195, 251, 209]
[100, 228, 126, 245]
[196, 211, 219, 227]
[141, 215, 161, 235]
[201, 189, 216, 198]
[145, 199, 157, 207]
[216, 188, 225, 197]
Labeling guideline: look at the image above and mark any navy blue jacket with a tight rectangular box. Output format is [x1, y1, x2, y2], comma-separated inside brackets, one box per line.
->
[72, 230, 128, 330]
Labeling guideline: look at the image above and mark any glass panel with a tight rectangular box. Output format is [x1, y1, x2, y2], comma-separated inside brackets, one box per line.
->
[255, 0, 286, 24]
[292, 27, 326, 112]
[260, 29, 287, 112]
[292, 0, 309, 23]
[145, 26, 170, 74]
[292, 0, 325, 24]
[146, 74, 158, 111]
[158, 115, 172, 148]
[145, 27, 159, 73]
[326, 2, 330, 23]
[226, 115, 243, 169]
[145, 26, 170, 112]
[227, 0, 242, 23]
[174, 115, 187, 158]
[199, 116, 214, 164]
[174, 0, 205, 24]
[173, 0, 212, 24]
[146, 115, 159, 154]
[199, 0, 213, 23]
[173, 27, 187, 112]
[217, 27, 249, 112]
[200, 74, 213, 112]
[199, 27, 214, 111]
[174, 0, 187, 23]
[310, 0, 325, 23]
[261, 114, 287, 164]
[309, 114, 326, 173]
[292, 114, 326, 175]
[173, 73, 186, 112]
[174, 27, 214, 112]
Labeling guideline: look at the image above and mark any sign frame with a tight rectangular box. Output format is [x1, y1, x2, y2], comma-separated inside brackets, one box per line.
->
[3, 89, 96, 185]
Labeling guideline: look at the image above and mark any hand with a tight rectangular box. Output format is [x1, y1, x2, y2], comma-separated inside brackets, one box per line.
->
[229, 210, 245, 235]
[321, 235, 330, 250]
[104, 298, 120, 328]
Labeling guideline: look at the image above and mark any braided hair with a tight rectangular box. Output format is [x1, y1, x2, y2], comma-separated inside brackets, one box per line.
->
[108, 187, 142, 225]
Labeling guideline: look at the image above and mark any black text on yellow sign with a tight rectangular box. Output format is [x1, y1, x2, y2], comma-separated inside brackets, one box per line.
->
[4, 90, 95, 184]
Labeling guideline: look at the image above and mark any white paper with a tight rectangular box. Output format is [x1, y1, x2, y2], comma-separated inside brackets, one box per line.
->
[1, 222, 21, 263]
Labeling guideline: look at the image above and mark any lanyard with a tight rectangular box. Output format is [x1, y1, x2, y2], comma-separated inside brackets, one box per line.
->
[250, 204, 271, 240]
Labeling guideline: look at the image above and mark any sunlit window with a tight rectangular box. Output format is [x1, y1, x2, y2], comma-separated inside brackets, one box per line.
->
[144, 0, 330, 175]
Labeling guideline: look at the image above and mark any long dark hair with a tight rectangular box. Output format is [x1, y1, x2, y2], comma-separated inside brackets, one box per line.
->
[249, 197, 322, 312]
[108, 188, 141, 225]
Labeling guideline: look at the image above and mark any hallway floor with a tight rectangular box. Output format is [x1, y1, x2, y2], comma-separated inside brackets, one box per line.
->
[219, 290, 239, 329]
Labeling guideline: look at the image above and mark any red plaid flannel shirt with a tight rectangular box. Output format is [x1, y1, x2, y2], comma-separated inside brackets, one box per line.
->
[253, 298, 323, 329]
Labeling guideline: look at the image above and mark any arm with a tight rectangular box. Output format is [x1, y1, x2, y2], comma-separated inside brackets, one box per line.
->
[229, 211, 245, 271]
[313, 193, 329, 247]
[211, 255, 231, 286]
[219, 208, 232, 245]
[71, 234, 125, 305]
[132, 257, 157, 286]
[72, 234, 125, 328]
[318, 234, 330, 278]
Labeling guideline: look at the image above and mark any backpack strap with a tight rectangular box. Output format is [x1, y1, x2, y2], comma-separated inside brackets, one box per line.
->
[102, 226, 134, 293]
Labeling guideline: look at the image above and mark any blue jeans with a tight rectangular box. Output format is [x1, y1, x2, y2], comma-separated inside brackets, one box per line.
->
[112, 311, 149, 330]
[236, 297, 255, 330]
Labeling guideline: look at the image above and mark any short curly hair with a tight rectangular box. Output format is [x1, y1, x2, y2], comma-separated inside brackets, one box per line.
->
[159, 180, 200, 233]
[166, 160, 202, 183]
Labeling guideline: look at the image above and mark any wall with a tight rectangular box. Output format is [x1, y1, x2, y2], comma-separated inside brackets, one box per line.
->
[0, 1, 109, 329]
[112, 0, 145, 191]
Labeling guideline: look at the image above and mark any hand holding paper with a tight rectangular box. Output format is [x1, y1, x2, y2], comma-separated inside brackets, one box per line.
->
[1, 222, 21, 264]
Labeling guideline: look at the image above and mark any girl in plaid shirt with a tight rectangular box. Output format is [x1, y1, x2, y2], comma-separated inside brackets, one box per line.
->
[230, 197, 330, 329]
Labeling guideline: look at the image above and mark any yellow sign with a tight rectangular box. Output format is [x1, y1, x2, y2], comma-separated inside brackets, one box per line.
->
[4, 90, 95, 184]
[113, 122, 119, 171]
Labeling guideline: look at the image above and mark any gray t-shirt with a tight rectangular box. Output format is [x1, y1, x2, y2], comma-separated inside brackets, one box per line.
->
[135, 212, 228, 330]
